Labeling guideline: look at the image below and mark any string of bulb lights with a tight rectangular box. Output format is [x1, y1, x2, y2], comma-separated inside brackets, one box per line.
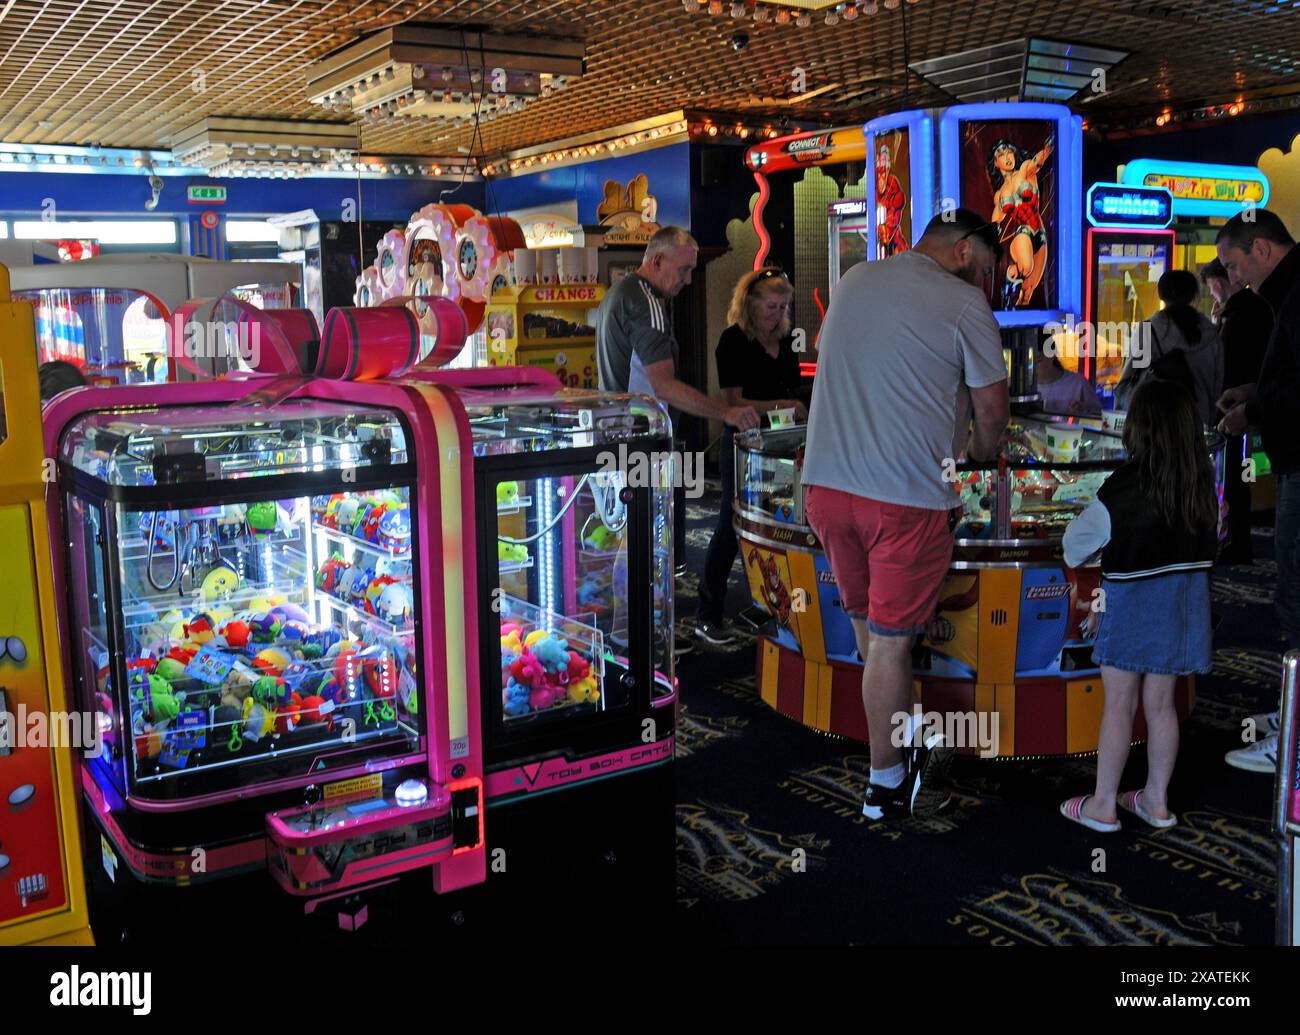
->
[683, 0, 920, 25]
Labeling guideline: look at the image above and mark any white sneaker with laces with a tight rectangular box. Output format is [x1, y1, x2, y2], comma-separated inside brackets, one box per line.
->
[1224, 732, 1279, 773]
[1248, 710, 1281, 735]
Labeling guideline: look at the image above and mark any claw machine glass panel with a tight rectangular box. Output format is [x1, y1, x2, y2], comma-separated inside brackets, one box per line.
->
[1084, 228, 1174, 403]
[468, 391, 674, 768]
[827, 200, 870, 289]
[59, 400, 424, 804]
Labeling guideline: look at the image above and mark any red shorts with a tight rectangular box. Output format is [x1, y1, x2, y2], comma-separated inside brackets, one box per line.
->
[805, 485, 955, 636]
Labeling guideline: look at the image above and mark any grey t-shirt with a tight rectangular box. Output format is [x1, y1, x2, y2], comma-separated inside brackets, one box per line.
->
[595, 272, 679, 402]
[802, 250, 1007, 510]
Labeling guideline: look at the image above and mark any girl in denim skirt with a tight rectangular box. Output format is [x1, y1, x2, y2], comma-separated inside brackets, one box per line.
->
[1059, 379, 1219, 832]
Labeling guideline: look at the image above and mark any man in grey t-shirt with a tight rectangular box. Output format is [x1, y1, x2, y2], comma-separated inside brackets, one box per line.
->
[595, 226, 758, 655]
[596, 226, 759, 432]
[802, 209, 1010, 820]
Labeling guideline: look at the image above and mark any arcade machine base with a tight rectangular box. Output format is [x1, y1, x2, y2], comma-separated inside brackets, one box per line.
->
[81, 763, 675, 944]
[756, 637, 1193, 758]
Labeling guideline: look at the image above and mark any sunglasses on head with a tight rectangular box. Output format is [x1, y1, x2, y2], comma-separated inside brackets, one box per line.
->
[958, 222, 1002, 253]
[748, 269, 791, 295]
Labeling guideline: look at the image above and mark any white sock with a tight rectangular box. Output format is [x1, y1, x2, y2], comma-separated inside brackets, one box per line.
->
[871, 764, 905, 789]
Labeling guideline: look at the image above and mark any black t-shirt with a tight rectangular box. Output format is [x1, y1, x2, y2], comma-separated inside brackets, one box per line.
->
[715, 324, 802, 402]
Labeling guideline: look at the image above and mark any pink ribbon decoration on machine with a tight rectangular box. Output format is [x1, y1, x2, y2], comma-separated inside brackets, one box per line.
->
[167, 293, 470, 383]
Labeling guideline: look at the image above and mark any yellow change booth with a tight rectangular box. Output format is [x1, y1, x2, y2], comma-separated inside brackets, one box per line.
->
[0, 264, 94, 946]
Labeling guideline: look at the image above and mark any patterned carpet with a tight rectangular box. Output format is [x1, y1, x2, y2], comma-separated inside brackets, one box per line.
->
[673, 486, 1284, 946]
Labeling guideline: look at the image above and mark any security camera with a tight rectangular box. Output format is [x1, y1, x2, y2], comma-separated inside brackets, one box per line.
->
[144, 174, 164, 211]
[730, 31, 749, 51]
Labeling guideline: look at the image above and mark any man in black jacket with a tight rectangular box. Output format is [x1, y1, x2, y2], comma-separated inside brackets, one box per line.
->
[1216, 209, 1299, 773]
[1201, 258, 1274, 563]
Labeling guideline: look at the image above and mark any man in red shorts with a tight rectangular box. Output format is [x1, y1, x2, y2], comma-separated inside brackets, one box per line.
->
[803, 209, 1010, 819]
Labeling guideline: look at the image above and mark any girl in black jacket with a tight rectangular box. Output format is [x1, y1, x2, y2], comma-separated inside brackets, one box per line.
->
[1059, 379, 1218, 832]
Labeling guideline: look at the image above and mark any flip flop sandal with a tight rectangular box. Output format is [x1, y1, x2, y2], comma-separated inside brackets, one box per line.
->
[1059, 795, 1121, 833]
[1117, 790, 1177, 829]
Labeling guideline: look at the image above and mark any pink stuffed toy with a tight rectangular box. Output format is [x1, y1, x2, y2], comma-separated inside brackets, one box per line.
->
[529, 685, 556, 709]
[510, 650, 545, 687]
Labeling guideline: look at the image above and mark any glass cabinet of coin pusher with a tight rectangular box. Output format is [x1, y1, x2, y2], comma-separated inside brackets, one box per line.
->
[467, 389, 677, 798]
[53, 392, 483, 915]
[732, 415, 1225, 757]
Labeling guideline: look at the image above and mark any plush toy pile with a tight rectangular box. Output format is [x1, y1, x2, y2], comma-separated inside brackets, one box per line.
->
[315, 552, 413, 627]
[312, 492, 412, 555]
[118, 595, 416, 772]
[500, 622, 599, 718]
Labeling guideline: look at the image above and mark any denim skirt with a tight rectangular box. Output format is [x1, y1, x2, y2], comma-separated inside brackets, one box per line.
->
[1091, 571, 1212, 675]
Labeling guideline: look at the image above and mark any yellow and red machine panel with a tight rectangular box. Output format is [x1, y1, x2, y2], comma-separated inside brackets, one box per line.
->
[0, 264, 93, 945]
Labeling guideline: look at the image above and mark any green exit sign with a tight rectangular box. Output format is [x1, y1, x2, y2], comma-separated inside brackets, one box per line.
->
[187, 185, 227, 204]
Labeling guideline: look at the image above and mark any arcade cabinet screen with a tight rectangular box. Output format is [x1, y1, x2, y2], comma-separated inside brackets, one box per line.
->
[960, 119, 1058, 312]
[872, 126, 911, 260]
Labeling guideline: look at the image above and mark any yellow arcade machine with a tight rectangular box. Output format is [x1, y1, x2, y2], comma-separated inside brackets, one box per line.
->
[0, 263, 94, 946]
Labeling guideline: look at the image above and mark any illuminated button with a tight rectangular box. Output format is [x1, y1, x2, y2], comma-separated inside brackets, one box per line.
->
[395, 779, 428, 807]
[9, 784, 35, 807]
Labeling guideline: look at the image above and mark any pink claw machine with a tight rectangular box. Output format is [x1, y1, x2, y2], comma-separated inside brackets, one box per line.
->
[44, 297, 676, 940]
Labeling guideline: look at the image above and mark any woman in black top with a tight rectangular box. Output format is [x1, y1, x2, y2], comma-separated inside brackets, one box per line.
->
[694, 268, 807, 645]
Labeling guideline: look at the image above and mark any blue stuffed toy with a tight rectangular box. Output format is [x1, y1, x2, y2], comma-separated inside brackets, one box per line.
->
[504, 678, 531, 717]
[531, 635, 570, 673]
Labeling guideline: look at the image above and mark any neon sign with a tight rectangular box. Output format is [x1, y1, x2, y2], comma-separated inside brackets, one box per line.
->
[1120, 160, 1269, 218]
[1087, 182, 1173, 228]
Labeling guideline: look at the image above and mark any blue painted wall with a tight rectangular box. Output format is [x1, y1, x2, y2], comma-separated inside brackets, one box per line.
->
[482, 143, 691, 227]
[0, 171, 483, 220]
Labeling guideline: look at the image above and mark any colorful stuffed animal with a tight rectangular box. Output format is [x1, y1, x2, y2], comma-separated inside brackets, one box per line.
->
[530, 635, 571, 673]
[246, 500, 278, 540]
[373, 581, 412, 626]
[199, 566, 241, 606]
[154, 657, 188, 684]
[271, 602, 311, 625]
[184, 613, 216, 645]
[376, 506, 411, 553]
[131, 670, 180, 725]
[362, 650, 398, 699]
[340, 564, 376, 606]
[496, 481, 520, 507]
[504, 679, 531, 717]
[252, 675, 289, 708]
[500, 625, 524, 655]
[529, 685, 558, 710]
[583, 525, 620, 552]
[568, 673, 600, 704]
[317, 554, 349, 594]
[248, 612, 281, 643]
[498, 541, 529, 565]
[219, 663, 257, 711]
[253, 647, 290, 677]
[299, 694, 331, 727]
[334, 497, 362, 536]
[509, 650, 545, 688]
[219, 619, 251, 650]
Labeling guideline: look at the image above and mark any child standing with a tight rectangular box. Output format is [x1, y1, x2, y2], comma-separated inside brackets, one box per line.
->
[1059, 378, 1218, 831]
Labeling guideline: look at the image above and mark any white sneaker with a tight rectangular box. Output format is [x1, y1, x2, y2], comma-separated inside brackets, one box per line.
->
[1248, 710, 1281, 736]
[1224, 732, 1279, 773]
